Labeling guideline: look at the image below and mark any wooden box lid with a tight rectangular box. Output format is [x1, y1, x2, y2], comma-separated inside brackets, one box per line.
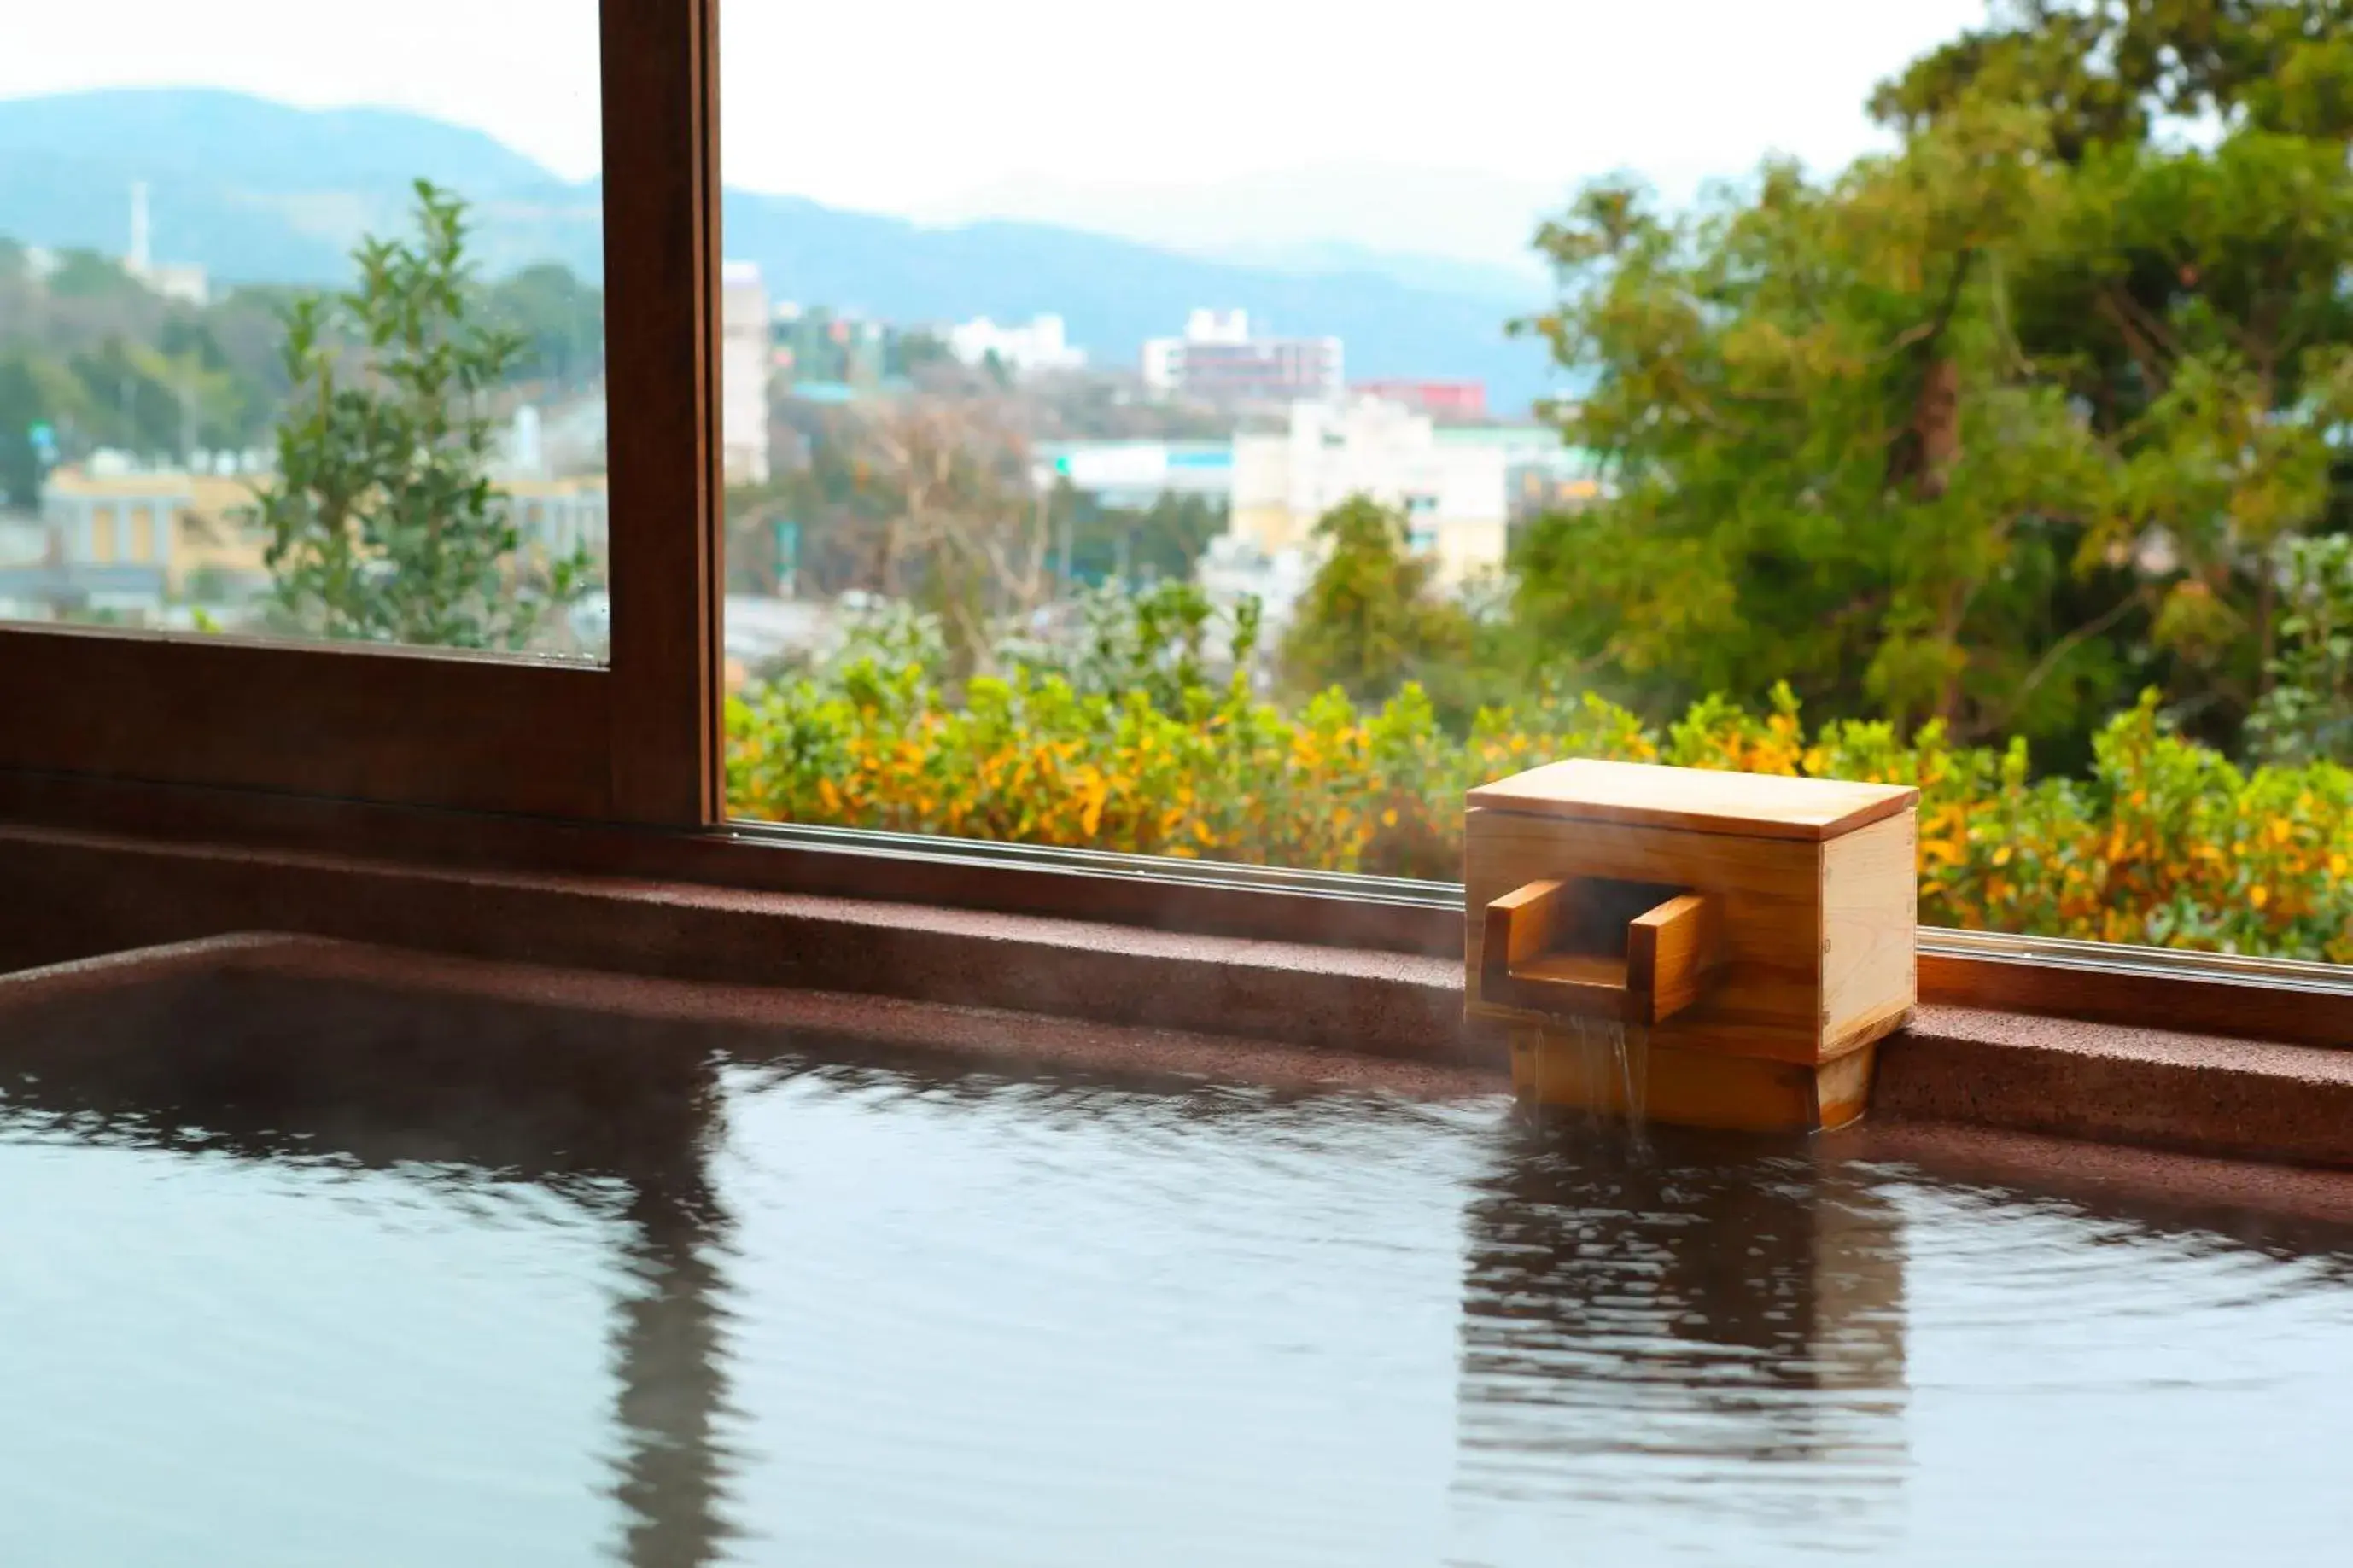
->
[1466, 759, 1918, 843]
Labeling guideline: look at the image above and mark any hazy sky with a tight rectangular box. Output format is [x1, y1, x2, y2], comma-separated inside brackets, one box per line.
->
[8, 0, 1991, 259]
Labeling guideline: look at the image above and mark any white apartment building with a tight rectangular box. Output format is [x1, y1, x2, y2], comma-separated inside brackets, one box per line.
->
[13, 461, 610, 614]
[948, 313, 1086, 377]
[496, 477, 610, 564]
[1030, 440, 1232, 507]
[721, 260, 773, 486]
[1141, 309, 1343, 406]
[1229, 397, 1508, 587]
[124, 181, 210, 306]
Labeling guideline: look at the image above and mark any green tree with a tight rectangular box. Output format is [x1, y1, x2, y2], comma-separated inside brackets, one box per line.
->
[1872, 0, 2353, 157]
[1518, 103, 2112, 745]
[0, 353, 48, 508]
[890, 328, 955, 378]
[1869, 0, 2353, 742]
[1038, 579, 1260, 714]
[2245, 534, 2353, 763]
[1516, 0, 2353, 765]
[1043, 481, 1226, 587]
[1279, 495, 1474, 708]
[252, 180, 587, 650]
[45, 249, 143, 301]
[482, 262, 604, 388]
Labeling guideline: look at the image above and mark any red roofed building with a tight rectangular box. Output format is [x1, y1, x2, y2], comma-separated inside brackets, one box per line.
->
[1352, 379, 1486, 422]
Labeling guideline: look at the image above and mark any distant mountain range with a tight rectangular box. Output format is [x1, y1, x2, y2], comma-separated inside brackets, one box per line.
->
[1191, 240, 1545, 311]
[0, 90, 1564, 414]
[918, 162, 1564, 304]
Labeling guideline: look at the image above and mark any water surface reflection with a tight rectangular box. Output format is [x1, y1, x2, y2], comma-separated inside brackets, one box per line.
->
[1455, 1124, 1908, 1556]
[0, 971, 740, 1566]
[8, 976, 2353, 1566]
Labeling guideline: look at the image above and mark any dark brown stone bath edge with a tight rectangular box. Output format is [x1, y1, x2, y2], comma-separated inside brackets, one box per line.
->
[3, 814, 2351, 1175]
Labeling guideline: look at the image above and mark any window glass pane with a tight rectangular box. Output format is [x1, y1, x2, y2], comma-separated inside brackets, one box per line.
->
[721, 1, 2353, 965]
[0, 4, 607, 660]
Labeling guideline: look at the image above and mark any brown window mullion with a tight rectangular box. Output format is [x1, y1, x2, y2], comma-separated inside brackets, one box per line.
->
[601, 0, 726, 828]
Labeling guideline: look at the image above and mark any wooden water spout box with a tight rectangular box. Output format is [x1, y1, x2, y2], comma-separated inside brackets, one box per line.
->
[1464, 760, 1919, 1133]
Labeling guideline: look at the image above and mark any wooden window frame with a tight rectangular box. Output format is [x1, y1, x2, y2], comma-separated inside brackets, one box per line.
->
[0, 0, 722, 828]
[1, 0, 2349, 1058]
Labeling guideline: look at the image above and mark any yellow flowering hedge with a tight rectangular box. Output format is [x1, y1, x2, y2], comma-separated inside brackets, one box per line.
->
[727, 667, 2353, 963]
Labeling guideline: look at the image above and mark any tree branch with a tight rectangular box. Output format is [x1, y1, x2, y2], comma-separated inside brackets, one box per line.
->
[1970, 588, 2145, 736]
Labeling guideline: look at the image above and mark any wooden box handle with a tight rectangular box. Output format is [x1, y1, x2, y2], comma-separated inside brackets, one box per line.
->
[1481, 879, 1720, 1024]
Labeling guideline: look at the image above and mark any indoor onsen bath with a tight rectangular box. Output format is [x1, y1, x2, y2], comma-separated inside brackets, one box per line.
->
[8, 749, 2353, 1565]
[12, 2, 2353, 1557]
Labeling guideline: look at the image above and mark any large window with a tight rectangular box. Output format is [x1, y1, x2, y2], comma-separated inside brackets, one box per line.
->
[714, 0, 2353, 966]
[0, 3, 610, 660]
[3, 0, 2348, 981]
[0, 0, 715, 824]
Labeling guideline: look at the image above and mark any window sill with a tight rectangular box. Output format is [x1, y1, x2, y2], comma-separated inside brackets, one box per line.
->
[6, 766, 2350, 1050]
[0, 819, 1476, 1064]
[5, 815, 2353, 1171]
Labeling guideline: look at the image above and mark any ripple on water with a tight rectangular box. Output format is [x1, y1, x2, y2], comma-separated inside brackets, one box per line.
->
[9, 1042, 2353, 1568]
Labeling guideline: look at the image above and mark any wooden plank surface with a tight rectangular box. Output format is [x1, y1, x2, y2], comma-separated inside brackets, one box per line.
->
[1486, 877, 1568, 971]
[1627, 892, 1720, 1024]
[1510, 1029, 1837, 1131]
[1467, 759, 1918, 842]
[1822, 808, 1918, 1051]
[1465, 807, 1830, 1063]
[1512, 952, 1632, 990]
[0, 627, 614, 819]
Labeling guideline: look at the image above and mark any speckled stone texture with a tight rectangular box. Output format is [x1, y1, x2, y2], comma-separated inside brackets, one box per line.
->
[14, 935, 2353, 1230]
[1877, 1004, 2353, 1168]
[9, 824, 2353, 1171]
[0, 826, 1480, 1066]
[0, 935, 1508, 1103]
[1838, 1119, 2353, 1229]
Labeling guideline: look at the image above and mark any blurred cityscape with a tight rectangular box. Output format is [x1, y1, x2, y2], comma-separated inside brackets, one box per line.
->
[15, 3, 2353, 961]
[0, 183, 1597, 678]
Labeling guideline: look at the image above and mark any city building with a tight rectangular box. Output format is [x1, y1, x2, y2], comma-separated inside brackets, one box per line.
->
[499, 394, 609, 482]
[1352, 379, 1486, 423]
[1141, 309, 1343, 407]
[948, 314, 1086, 378]
[721, 261, 774, 486]
[3, 464, 609, 623]
[498, 475, 610, 564]
[779, 378, 912, 407]
[123, 181, 210, 306]
[9, 464, 272, 616]
[1031, 440, 1232, 509]
[771, 306, 895, 391]
[1229, 397, 1509, 586]
[1510, 467, 1605, 519]
[1431, 424, 1607, 521]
